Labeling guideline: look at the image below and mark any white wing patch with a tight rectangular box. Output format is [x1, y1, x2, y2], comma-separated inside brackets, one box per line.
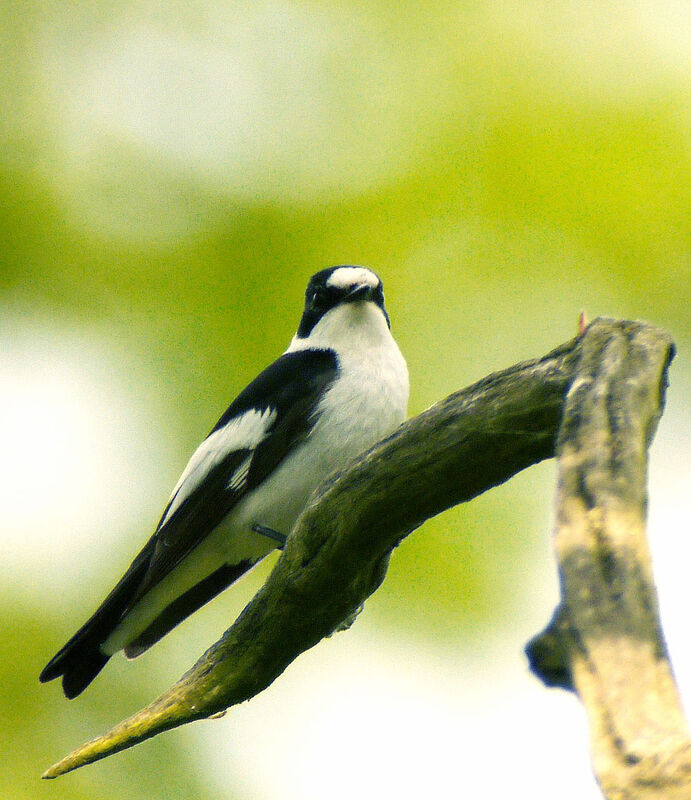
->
[160, 406, 277, 526]
[227, 453, 252, 492]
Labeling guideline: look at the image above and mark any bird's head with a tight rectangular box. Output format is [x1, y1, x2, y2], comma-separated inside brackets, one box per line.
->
[294, 266, 390, 345]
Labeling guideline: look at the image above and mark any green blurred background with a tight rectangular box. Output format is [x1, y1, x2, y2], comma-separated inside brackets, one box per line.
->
[1, 2, 689, 798]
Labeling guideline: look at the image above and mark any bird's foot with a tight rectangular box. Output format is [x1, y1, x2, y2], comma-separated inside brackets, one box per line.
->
[252, 524, 287, 549]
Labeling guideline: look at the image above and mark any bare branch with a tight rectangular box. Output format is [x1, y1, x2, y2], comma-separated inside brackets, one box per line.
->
[43, 319, 688, 797]
[527, 321, 690, 798]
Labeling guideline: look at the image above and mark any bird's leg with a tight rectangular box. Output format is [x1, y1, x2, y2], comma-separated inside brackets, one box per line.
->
[252, 524, 287, 550]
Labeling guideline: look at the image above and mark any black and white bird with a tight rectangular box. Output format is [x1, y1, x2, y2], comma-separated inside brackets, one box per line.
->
[40, 266, 409, 698]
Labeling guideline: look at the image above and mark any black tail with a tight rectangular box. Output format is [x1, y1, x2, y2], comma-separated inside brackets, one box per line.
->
[123, 559, 253, 658]
[40, 542, 154, 698]
[40, 642, 110, 700]
[40, 546, 256, 697]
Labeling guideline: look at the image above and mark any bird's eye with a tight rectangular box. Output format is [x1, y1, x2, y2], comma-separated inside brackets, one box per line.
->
[311, 289, 327, 309]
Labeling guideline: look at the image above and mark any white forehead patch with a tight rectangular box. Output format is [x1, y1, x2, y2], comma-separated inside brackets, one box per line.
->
[326, 266, 379, 291]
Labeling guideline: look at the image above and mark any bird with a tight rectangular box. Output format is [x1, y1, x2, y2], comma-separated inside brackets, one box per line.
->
[40, 266, 409, 698]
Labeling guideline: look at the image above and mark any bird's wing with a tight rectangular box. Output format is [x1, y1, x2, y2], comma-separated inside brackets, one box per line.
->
[132, 346, 339, 600]
[40, 348, 338, 696]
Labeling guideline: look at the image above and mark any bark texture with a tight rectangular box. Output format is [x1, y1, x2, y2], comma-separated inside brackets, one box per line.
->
[43, 319, 688, 799]
[526, 321, 690, 798]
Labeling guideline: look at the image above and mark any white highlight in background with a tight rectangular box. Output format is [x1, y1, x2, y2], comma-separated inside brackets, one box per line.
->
[0, 320, 170, 592]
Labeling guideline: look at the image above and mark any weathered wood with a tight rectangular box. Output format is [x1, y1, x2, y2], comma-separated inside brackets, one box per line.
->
[43, 320, 688, 797]
[527, 321, 690, 798]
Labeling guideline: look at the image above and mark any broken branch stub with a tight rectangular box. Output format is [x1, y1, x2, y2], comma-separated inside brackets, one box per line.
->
[527, 321, 690, 798]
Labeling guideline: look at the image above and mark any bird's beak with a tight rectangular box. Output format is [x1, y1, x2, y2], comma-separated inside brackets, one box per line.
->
[345, 283, 374, 302]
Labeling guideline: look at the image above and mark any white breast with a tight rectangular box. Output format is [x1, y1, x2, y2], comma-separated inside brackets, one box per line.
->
[238, 300, 409, 533]
[310, 315, 409, 463]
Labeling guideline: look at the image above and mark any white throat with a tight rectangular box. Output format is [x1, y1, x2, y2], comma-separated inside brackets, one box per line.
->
[287, 301, 392, 356]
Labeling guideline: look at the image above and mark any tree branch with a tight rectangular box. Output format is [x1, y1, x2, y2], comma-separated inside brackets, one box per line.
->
[526, 321, 690, 798]
[43, 319, 688, 798]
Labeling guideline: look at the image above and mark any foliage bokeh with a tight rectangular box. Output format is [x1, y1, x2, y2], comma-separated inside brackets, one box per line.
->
[1, 3, 688, 799]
